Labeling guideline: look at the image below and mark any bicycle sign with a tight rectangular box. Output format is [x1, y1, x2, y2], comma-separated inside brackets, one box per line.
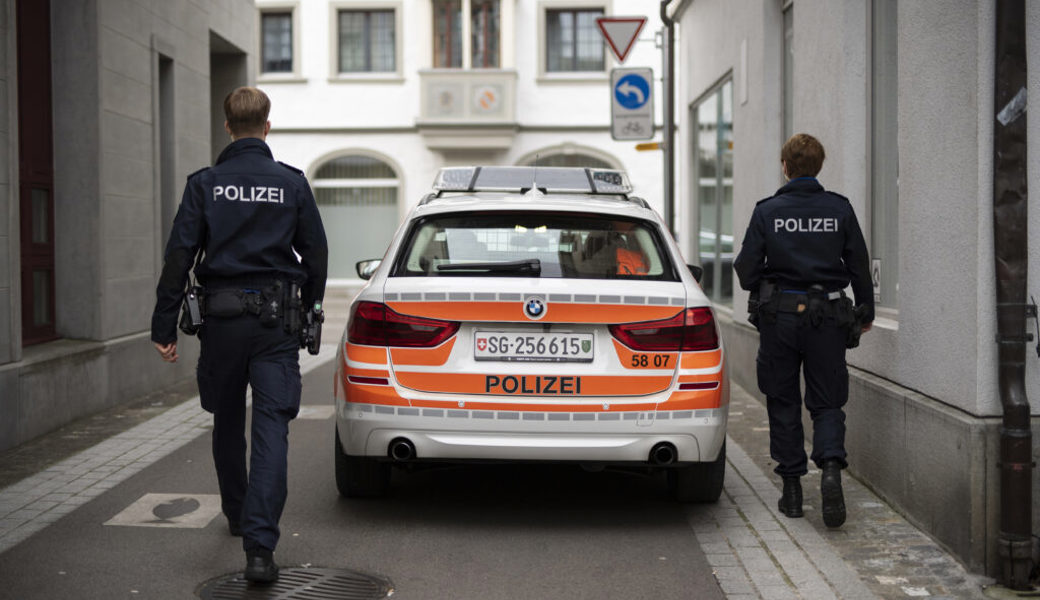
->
[611, 67, 653, 141]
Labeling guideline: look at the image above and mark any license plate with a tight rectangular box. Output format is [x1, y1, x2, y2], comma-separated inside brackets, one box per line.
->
[474, 332, 594, 362]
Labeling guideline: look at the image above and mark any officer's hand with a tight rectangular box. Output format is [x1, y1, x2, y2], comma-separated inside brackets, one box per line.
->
[154, 342, 179, 363]
[861, 322, 873, 334]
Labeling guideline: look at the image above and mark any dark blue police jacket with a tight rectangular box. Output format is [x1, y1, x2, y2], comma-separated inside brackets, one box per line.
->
[150, 137, 328, 345]
[733, 177, 874, 323]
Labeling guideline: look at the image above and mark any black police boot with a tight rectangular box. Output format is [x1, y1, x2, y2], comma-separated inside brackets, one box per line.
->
[777, 476, 803, 518]
[244, 547, 279, 584]
[821, 460, 846, 528]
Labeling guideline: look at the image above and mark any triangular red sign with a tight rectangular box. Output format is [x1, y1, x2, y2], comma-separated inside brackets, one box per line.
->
[596, 16, 647, 63]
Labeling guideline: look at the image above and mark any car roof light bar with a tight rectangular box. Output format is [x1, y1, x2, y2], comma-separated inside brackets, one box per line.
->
[432, 166, 482, 192]
[430, 166, 634, 196]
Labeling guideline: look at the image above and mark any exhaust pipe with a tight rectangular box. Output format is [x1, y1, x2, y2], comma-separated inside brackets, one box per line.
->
[388, 438, 416, 462]
[649, 442, 677, 465]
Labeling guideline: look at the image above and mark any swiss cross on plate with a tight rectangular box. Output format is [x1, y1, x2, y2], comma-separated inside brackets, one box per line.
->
[596, 16, 647, 63]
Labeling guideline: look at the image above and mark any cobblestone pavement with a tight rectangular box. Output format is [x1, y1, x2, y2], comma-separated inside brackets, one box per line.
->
[717, 383, 992, 599]
[0, 286, 999, 598]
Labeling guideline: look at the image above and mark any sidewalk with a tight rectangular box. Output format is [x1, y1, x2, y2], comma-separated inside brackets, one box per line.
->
[709, 383, 989, 599]
[0, 286, 992, 599]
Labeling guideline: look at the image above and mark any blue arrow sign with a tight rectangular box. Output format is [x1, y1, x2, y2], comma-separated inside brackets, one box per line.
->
[614, 73, 650, 110]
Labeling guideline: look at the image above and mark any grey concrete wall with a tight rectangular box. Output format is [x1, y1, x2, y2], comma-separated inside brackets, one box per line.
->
[873, 1, 996, 416]
[92, 0, 254, 340]
[53, 0, 102, 341]
[677, 0, 786, 261]
[0, 0, 256, 453]
[0, 335, 200, 451]
[677, 0, 1028, 419]
[676, 0, 1039, 579]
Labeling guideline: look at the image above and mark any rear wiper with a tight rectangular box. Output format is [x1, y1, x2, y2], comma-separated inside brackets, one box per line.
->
[436, 258, 541, 275]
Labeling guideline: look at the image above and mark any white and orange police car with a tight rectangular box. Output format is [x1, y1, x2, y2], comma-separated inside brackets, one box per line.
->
[334, 166, 728, 502]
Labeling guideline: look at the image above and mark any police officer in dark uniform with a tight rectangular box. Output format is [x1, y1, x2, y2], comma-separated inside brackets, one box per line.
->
[151, 87, 327, 582]
[733, 133, 873, 528]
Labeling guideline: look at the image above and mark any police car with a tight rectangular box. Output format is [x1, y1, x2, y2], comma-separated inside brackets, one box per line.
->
[334, 166, 728, 502]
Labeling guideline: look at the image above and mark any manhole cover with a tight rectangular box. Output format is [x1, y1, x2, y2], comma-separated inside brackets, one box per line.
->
[198, 567, 393, 600]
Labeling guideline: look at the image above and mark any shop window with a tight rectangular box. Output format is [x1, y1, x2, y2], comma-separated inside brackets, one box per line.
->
[692, 80, 734, 306]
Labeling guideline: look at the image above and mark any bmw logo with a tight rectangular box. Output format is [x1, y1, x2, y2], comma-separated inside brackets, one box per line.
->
[524, 296, 547, 320]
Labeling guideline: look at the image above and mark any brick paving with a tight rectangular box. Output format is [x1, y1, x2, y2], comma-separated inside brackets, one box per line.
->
[716, 383, 990, 599]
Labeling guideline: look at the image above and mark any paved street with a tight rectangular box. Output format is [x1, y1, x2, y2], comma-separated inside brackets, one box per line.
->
[0, 287, 992, 599]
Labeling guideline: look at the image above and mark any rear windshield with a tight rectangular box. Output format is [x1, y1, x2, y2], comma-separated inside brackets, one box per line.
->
[391, 212, 678, 280]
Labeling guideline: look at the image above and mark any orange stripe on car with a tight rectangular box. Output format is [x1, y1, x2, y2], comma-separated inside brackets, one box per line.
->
[611, 340, 679, 370]
[345, 343, 388, 365]
[393, 372, 673, 396]
[680, 349, 723, 369]
[659, 389, 726, 410]
[386, 301, 680, 324]
[342, 383, 409, 406]
[390, 338, 456, 366]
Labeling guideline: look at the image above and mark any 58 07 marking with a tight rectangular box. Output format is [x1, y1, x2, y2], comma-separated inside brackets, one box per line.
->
[631, 354, 671, 368]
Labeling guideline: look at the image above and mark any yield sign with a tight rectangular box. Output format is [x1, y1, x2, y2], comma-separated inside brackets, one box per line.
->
[596, 16, 647, 63]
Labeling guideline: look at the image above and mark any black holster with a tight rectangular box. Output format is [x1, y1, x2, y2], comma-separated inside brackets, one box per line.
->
[754, 279, 779, 326]
[285, 283, 302, 336]
[178, 286, 204, 336]
[845, 303, 870, 349]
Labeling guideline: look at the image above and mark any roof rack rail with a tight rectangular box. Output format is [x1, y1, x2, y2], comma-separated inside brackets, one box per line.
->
[430, 166, 634, 196]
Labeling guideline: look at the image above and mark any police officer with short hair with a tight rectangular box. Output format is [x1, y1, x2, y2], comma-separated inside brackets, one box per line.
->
[151, 86, 327, 582]
[733, 133, 873, 528]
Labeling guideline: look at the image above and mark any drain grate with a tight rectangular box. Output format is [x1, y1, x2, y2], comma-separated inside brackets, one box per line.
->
[198, 567, 393, 600]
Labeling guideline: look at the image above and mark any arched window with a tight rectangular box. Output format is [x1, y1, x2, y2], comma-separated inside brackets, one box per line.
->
[312, 154, 399, 279]
[519, 152, 613, 169]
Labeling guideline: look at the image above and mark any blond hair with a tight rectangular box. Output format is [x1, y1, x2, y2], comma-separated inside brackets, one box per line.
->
[223, 87, 270, 137]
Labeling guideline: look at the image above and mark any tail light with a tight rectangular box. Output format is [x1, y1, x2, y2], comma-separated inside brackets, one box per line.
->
[348, 301, 460, 347]
[609, 307, 719, 352]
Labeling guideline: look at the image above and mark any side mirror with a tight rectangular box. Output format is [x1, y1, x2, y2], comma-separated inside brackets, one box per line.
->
[356, 259, 382, 280]
[687, 264, 704, 283]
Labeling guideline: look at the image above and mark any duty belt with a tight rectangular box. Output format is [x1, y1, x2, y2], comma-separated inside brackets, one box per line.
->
[776, 289, 844, 313]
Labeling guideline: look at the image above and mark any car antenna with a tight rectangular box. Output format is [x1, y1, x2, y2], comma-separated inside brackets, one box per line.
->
[523, 155, 547, 196]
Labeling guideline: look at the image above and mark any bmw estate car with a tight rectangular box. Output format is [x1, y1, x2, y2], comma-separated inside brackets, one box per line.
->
[334, 166, 728, 502]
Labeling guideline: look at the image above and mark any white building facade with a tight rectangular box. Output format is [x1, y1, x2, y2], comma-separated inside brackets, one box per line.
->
[257, 0, 668, 282]
[670, 0, 1040, 578]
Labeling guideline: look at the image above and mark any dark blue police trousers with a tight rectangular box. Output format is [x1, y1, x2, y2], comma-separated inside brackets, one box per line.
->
[756, 311, 849, 477]
[197, 314, 301, 553]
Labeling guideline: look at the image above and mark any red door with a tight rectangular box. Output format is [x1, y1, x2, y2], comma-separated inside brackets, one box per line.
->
[17, 0, 57, 345]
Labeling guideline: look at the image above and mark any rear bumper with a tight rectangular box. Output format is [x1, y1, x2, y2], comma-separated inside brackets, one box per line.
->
[336, 401, 728, 464]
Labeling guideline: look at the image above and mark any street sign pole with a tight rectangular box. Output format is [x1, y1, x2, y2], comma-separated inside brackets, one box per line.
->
[660, 1, 676, 235]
